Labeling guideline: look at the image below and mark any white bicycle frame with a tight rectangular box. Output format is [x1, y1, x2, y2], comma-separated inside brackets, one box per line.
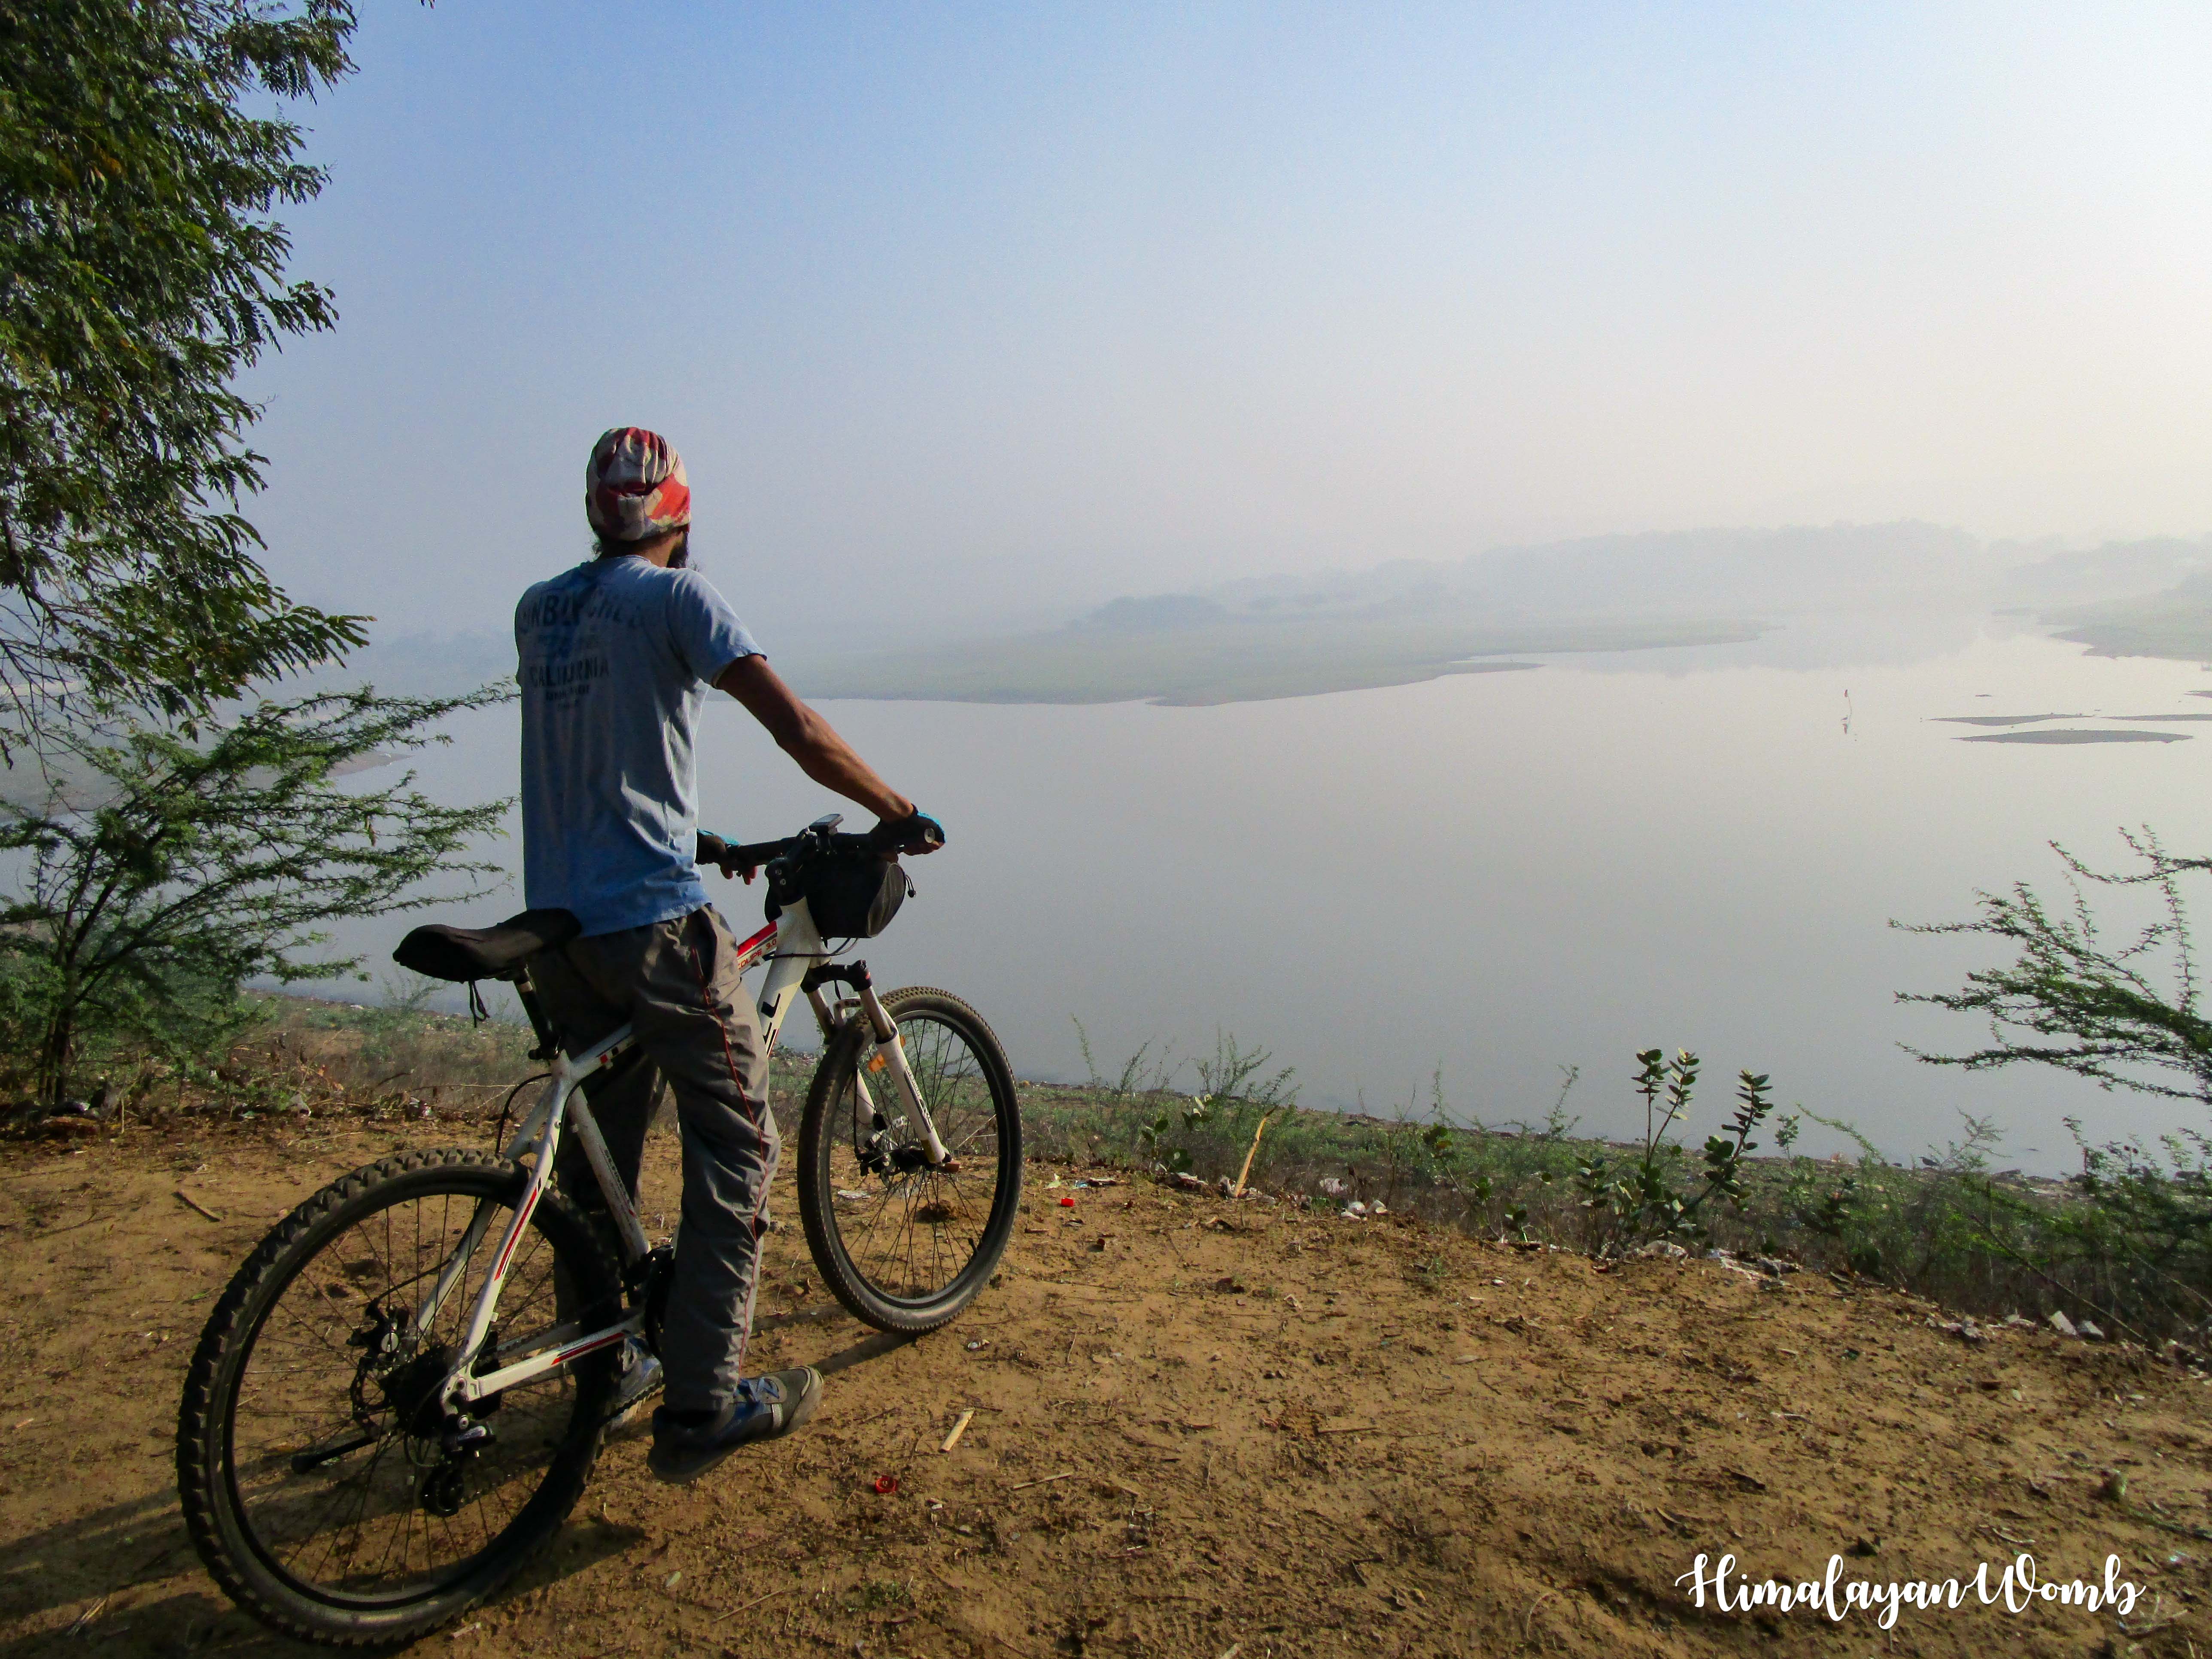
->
[428, 896, 950, 1413]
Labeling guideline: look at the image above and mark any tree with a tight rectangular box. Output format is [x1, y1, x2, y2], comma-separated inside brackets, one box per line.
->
[0, 0, 371, 750]
[0, 685, 507, 1107]
[1899, 830, 2212, 1343]
[1896, 827, 2212, 1106]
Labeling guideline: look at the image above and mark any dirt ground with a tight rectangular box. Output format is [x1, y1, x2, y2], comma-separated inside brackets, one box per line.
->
[0, 1114, 2207, 1659]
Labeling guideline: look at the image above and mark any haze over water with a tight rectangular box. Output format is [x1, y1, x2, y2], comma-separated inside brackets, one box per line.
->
[248, 6, 2212, 651]
[197, 6, 2212, 1175]
[356, 614, 2212, 1174]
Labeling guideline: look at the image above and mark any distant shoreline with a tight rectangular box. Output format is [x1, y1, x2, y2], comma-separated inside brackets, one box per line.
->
[1959, 729, 2190, 745]
[786, 616, 1763, 708]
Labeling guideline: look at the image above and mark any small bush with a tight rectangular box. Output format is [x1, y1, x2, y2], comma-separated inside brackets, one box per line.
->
[1896, 826, 2212, 1347]
[1026, 1031, 2212, 1352]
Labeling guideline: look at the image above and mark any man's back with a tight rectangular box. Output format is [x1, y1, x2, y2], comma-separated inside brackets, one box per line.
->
[504, 425, 934, 1486]
[515, 555, 759, 937]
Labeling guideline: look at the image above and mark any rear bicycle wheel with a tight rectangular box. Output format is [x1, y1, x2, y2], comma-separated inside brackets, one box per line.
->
[177, 1149, 620, 1646]
[798, 987, 1022, 1333]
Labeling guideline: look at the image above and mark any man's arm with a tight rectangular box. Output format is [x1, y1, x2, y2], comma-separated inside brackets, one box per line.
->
[714, 655, 914, 824]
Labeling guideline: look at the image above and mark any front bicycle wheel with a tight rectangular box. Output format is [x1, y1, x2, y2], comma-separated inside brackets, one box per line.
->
[177, 1149, 620, 1646]
[798, 987, 1022, 1333]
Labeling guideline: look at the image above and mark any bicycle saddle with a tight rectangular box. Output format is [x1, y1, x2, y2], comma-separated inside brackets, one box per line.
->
[393, 908, 581, 982]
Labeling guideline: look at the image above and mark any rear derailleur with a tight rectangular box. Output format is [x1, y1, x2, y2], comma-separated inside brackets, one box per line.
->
[337, 1302, 501, 1516]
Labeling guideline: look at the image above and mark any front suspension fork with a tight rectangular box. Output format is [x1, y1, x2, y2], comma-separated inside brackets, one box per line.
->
[802, 963, 955, 1168]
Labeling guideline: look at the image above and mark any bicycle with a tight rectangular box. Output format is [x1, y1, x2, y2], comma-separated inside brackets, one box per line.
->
[175, 814, 1021, 1646]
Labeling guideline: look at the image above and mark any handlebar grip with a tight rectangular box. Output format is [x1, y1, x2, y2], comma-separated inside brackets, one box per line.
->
[867, 811, 945, 856]
[699, 831, 793, 869]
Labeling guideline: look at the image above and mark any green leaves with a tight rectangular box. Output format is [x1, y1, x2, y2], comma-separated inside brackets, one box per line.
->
[1589, 1050, 1780, 1249]
[1898, 826, 2212, 1105]
[0, 682, 509, 1103]
[1899, 831, 2212, 1342]
[0, 1, 370, 750]
[1633, 1047, 1665, 1098]
[1135, 1108, 1191, 1173]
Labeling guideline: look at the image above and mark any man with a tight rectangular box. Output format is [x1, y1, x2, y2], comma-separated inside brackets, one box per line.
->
[515, 426, 937, 1484]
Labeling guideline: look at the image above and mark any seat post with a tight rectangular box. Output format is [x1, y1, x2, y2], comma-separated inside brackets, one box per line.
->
[503, 970, 564, 1062]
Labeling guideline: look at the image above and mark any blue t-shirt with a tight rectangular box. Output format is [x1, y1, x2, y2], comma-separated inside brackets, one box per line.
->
[516, 557, 761, 936]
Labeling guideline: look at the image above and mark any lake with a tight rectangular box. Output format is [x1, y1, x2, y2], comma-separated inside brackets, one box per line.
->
[338, 608, 2212, 1173]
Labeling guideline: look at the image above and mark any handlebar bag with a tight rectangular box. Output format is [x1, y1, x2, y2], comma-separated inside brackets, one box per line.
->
[798, 852, 911, 939]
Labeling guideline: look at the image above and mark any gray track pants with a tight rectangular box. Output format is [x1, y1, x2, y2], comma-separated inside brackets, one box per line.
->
[526, 905, 776, 1414]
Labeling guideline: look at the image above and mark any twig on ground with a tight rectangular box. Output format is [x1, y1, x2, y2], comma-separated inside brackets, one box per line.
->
[2121, 1502, 2212, 1543]
[709, 1586, 792, 1624]
[1522, 1589, 1558, 1647]
[173, 1189, 223, 1223]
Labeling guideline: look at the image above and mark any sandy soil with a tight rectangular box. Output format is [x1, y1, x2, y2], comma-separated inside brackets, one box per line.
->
[0, 1115, 2206, 1659]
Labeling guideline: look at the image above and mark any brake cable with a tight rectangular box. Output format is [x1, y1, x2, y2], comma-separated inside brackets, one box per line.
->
[490, 1072, 550, 1152]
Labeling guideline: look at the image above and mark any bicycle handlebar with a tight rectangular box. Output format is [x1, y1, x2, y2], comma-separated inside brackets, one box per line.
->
[699, 813, 942, 874]
[702, 830, 874, 869]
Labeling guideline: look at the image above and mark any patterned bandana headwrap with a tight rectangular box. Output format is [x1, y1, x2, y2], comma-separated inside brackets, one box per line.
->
[585, 426, 691, 542]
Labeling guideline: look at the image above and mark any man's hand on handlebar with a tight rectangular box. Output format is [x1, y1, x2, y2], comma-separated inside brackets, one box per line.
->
[869, 810, 945, 857]
[695, 830, 759, 883]
[697, 816, 942, 880]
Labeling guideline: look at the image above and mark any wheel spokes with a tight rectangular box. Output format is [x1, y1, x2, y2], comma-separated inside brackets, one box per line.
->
[830, 1013, 1004, 1303]
[229, 1185, 589, 1598]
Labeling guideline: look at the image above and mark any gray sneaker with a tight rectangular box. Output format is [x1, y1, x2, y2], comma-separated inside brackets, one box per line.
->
[646, 1367, 822, 1484]
[605, 1337, 662, 1437]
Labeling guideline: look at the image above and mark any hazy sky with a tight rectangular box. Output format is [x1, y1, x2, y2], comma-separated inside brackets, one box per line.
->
[244, 3, 2212, 652]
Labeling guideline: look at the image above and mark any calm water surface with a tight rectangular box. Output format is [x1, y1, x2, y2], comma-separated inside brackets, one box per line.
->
[359, 612, 2212, 1171]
